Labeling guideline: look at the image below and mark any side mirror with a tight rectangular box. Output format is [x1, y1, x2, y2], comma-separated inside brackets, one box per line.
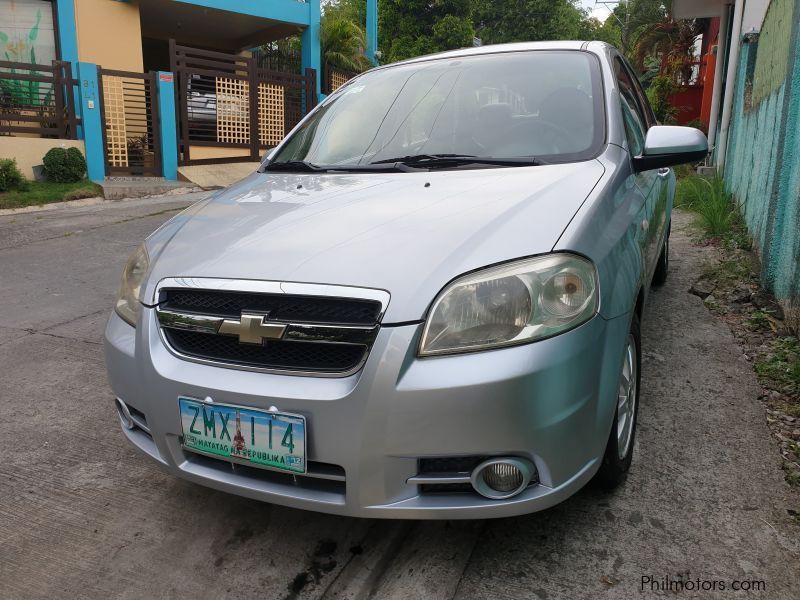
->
[632, 125, 708, 172]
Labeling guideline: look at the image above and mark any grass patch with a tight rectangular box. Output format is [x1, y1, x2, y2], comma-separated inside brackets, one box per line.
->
[676, 174, 752, 249]
[754, 337, 800, 393]
[0, 179, 102, 210]
[672, 163, 696, 179]
[746, 310, 772, 332]
[784, 461, 800, 487]
[675, 175, 735, 235]
[701, 253, 756, 289]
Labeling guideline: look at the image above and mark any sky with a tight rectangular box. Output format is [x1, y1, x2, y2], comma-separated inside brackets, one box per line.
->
[580, 0, 613, 22]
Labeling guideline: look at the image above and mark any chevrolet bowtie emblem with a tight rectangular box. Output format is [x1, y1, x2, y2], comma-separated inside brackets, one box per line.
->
[217, 312, 287, 344]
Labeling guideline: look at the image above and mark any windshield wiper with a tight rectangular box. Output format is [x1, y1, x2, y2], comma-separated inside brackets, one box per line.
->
[370, 153, 476, 164]
[262, 160, 323, 173]
[261, 160, 422, 173]
[370, 154, 545, 168]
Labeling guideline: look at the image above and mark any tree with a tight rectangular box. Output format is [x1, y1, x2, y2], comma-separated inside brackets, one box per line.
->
[324, 0, 366, 27]
[320, 0, 371, 71]
[379, 0, 475, 62]
[579, 16, 610, 43]
[325, 0, 687, 72]
[632, 16, 704, 76]
[595, 0, 670, 57]
[593, 1, 705, 123]
[433, 14, 476, 50]
[471, 0, 586, 45]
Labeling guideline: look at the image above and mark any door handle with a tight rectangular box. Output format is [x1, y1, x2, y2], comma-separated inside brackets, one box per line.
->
[657, 167, 671, 178]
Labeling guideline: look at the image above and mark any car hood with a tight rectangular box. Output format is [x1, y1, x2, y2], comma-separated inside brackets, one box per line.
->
[145, 161, 605, 323]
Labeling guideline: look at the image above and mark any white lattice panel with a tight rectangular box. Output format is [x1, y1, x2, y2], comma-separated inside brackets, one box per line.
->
[330, 69, 350, 92]
[216, 77, 250, 143]
[259, 83, 284, 146]
[102, 76, 128, 167]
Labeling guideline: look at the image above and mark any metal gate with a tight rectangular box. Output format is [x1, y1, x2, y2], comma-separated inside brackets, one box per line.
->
[0, 60, 80, 139]
[97, 68, 162, 177]
[170, 41, 316, 165]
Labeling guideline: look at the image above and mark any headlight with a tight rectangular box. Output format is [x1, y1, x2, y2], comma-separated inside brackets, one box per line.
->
[115, 244, 149, 327]
[419, 254, 598, 356]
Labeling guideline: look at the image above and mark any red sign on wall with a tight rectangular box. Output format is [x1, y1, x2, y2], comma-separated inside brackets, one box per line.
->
[159, 73, 174, 83]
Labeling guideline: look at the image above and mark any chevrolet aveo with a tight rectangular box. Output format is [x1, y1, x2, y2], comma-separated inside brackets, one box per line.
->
[104, 42, 707, 519]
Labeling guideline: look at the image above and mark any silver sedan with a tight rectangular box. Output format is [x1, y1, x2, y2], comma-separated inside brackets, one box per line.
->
[104, 41, 707, 519]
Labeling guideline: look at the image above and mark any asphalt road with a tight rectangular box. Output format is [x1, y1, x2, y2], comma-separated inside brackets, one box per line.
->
[1, 197, 798, 599]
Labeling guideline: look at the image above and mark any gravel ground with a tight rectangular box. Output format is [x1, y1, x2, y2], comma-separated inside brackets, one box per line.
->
[0, 198, 798, 599]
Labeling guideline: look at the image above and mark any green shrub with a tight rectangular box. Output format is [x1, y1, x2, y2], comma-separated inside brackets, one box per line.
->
[43, 147, 87, 183]
[0, 158, 26, 192]
[14, 178, 32, 192]
[646, 75, 679, 124]
[677, 175, 736, 237]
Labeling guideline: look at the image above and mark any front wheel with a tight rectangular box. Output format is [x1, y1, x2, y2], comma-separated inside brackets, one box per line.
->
[595, 314, 641, 488]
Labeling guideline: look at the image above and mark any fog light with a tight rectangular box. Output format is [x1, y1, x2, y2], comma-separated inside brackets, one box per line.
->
[471, 457, 537, 499]
[483, 463, 523, 491]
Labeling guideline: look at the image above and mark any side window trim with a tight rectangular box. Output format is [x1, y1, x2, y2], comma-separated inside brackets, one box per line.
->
[614, 56, 646, 156]
[621, 57, 657, 128]
[614, 57, 649, 132]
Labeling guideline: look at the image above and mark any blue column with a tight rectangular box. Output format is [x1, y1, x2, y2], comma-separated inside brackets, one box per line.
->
[156, 72, 178, 180]
[76, 62, 105, 181]
[301, 0, 321, 99]
[56, 1, 81, 137]
[366, 0, 378, 66]
[56, 0, 79, 66]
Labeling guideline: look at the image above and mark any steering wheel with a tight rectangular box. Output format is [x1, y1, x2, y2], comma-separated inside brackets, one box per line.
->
[496, 118, 576, 156]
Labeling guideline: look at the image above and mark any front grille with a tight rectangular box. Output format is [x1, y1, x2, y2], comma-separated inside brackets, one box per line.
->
[415, 456, 539, 495]
[165, 329, 367, 373]
[127, 404, 146, 422]
[157, 282, 386, 376]
[186, 453, 346, 496]
[420, 482, 474, 493]
[417, 456, 489, 494]
[163, 289, 381, 324]
[419, 456, 490, 474]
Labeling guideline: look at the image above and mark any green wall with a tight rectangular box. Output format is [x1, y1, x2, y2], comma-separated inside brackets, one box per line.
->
[725, 0, 800, 321]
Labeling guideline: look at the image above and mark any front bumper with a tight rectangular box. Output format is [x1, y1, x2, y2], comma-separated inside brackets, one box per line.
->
[104, 308, 630, 519]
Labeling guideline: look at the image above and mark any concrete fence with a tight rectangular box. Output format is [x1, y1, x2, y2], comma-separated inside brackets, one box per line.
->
[725, 0, 800, 329]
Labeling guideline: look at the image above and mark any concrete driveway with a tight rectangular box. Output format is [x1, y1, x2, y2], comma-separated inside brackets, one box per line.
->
[0, 196, 798, 599]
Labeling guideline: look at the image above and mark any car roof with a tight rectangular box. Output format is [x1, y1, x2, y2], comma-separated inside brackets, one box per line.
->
[386, 41, 611, 68]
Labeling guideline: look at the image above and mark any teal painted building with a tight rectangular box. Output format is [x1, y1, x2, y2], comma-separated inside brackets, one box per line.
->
[724, 0, 800, 328]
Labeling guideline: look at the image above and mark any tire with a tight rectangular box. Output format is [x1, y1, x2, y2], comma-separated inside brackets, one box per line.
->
[595, 314, 641, 489]
[652, 224, 670, 286]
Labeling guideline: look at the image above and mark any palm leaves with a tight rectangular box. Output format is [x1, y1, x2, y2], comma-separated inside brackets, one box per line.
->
[320, 14, 371, 72]
[632, 17, 704, 80]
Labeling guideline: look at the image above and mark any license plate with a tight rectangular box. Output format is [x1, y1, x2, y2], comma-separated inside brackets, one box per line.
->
[178, 397, 306, 474]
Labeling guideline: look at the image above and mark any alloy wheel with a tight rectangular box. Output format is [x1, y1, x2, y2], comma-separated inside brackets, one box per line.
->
[616, 333, 638, 460]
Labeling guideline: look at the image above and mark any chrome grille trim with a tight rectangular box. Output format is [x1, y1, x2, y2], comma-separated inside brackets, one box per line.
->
[152, 278, 390, 378]
[156, 308, 381, 345]
[151, 277, 391, 318]
[407, 473, 472, 484]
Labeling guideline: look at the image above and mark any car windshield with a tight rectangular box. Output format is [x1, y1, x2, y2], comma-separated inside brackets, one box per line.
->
[270, 50, 604, 169]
